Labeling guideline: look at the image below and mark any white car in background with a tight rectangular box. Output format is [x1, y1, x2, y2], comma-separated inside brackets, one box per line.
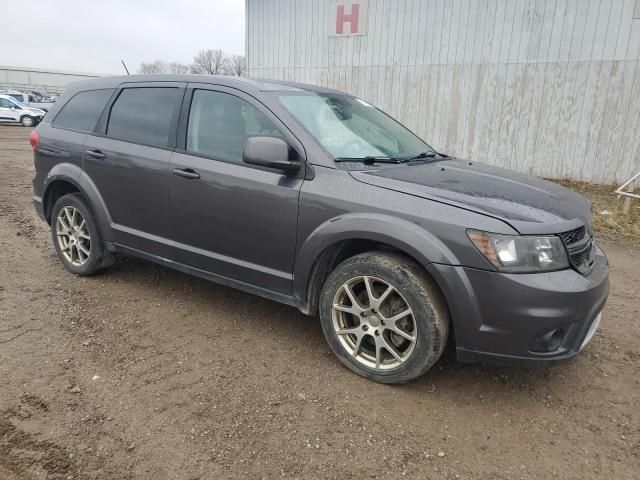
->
[0, 94, 46, 127]
[0, 90, 55, 112]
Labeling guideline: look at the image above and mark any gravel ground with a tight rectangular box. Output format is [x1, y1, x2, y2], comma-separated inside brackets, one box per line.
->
[0, 125, 638, 479]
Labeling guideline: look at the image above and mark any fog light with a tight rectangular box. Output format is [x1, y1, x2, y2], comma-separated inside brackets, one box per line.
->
[530, 328, 565, 352]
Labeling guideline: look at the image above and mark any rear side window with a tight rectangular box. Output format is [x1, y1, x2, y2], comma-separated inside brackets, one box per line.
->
[107, 87, 179, 148]
[53, 89, 114, 132]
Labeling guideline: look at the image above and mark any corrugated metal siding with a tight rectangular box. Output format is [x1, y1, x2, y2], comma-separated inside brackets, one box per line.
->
[247, 0, 640, 184]
[0, 66, 101, 95]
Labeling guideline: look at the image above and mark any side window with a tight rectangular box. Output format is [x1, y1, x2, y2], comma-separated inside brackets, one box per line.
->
[0, 98, 14, 108]
[186, 89, 283, 164]
[53, 89, 114, 132]
[107, 87, 179, 148]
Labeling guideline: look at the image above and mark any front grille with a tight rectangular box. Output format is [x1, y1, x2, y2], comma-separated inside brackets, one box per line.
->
[558, 226, 586, 245]
[570, 249, 590, 268]
[558, 225, 595, 274]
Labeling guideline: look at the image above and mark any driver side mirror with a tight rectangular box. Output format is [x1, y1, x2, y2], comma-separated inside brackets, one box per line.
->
[243, 136, 301, 174]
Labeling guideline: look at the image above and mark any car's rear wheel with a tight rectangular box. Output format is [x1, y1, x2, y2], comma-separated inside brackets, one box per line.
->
[51, 193, 112, 275]
[319, 252, 449, 384]
[20, 115, 34, 127]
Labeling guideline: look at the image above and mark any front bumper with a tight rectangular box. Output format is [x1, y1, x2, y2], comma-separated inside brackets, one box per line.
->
[427, 245, 609, 366]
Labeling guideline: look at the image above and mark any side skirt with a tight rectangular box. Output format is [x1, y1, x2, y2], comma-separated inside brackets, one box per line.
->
[109, 242, 304, 311]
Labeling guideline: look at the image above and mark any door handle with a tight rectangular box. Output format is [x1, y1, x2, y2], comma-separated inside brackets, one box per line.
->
[172, 168, 200, 180]
[86, 149, 106, 160]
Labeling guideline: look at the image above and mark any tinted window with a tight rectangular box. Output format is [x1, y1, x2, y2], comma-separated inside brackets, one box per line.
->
[0, 98, 15, 108]
[107, 87, 179, 147]
[53, 89, 114, 132]
[186, 89, 283, 164]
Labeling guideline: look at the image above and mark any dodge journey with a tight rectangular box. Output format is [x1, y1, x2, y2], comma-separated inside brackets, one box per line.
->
[31, 75, 609, 383]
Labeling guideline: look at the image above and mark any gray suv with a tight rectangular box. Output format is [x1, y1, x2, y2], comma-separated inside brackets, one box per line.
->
[31, 75, 609, 383]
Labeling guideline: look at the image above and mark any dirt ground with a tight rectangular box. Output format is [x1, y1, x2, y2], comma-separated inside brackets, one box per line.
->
[0, 124, 638, 480]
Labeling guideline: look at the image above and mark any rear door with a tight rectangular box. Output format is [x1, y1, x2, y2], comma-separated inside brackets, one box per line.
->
[84, 82, 185, 258]
[169, 85, 304, 294]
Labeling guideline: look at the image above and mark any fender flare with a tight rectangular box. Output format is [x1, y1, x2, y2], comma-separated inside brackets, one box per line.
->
[292, 213, 458, 303]
[43, 163, 114, 242]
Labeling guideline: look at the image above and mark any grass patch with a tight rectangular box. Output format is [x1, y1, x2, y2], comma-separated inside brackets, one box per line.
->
[553, 180, 640, 247]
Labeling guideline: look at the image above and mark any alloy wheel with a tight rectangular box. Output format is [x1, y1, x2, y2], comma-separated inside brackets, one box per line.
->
[56, 206, 91, 266]
[331, 276, 417, 370]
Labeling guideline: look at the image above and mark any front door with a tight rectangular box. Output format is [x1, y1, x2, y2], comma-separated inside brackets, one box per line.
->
[0, 97, 20, 122]
[169, 86, 303, 294]
[84, 83, 184, 258]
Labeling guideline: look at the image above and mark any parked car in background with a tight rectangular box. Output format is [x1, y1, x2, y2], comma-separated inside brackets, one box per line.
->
[31, 90, 57, 102]
[0, 94, 46, 126]
[0, 90, 55, 112]
[30, 75, 609, 383]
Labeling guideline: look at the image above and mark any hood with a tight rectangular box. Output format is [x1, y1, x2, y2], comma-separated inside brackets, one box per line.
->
[349, 158, 591, 234]
[27, 107, 46, 115]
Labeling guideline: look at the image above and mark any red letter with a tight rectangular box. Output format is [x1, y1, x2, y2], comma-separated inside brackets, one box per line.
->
[336, 3, 360, 35]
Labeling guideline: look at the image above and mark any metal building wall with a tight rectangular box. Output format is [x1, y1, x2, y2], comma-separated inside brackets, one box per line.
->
[247, 0, 640, 184]
[0, 66, 101, 95]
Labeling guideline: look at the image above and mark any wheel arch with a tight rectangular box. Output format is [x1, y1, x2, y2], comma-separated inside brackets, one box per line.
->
[42, 163, 114, 242]
[294, 214, 457, 316]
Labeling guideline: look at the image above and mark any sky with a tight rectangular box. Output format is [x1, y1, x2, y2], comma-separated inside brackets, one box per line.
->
[1, 0, 246, 75]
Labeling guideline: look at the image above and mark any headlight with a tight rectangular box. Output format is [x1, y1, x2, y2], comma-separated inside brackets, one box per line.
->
[467, 230, 569, 273]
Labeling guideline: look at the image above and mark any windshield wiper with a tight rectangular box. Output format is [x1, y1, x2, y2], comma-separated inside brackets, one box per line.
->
[335, 151, 449, 165]
[405, 151, 449, 161]
[334, 156, 403, 164]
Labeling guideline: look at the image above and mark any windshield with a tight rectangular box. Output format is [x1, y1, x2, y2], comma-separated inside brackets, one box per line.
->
[2, 96, 23, 107]
[7, 95, 25, 106]
[277, 93, 434, 160]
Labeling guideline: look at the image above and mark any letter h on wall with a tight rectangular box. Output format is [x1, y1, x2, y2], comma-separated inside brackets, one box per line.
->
[331, 1, 367, 37]
[336, 3, 360, 34]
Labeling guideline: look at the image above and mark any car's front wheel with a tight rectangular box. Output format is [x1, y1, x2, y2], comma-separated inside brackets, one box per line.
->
[50, 193, 113, 275]
[20, 115, 35, 127]
[319, 252, 449, 384]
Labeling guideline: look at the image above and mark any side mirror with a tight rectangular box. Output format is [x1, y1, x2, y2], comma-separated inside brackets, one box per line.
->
[243, 136, 301, 173]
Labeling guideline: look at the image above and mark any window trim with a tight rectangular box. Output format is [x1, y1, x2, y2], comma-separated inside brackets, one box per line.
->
[175, 83, 307, 176]
[50, 88, 117, 134]
[92, 81, 186, 151]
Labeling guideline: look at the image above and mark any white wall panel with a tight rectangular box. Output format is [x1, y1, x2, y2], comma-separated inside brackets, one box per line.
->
[247, 0, 640, 183]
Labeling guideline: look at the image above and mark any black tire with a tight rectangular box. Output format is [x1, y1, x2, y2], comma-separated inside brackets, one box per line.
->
[319, 251, 449, 384]
[20, 115, 34, 127]
[50, 193, 112, 275]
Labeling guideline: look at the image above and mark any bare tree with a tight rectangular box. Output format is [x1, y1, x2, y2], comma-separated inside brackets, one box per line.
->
[168, 62, 189, 74]
[138, 60, 167, 74]
[226, 55, 247, 76]
[192, 49, 228, 75]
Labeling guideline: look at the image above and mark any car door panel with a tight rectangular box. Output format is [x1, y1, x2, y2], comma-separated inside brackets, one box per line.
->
[83, 136, 173, 257]
[169, 85, 304, 294]
[170, 151, 301, 292]
[0, 98, 19, 121]
[83, 82, 184, 259]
